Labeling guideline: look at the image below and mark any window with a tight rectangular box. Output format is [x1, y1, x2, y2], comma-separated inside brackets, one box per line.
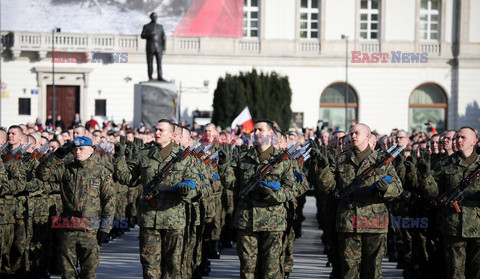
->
[419, 0, 440, 40]
[243, 0, 260, 38]
[95, 99, 106, 117]
[319, 83, 358, 132]
[300, 0, 320, 39]
[19, 98, 31, 115]
[409, 84, 447, 132]
[359, 0, 380, 40]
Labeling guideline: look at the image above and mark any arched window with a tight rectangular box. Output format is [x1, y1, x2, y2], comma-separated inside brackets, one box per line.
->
[319, 83, 358, 132]
[409, 83, 447, 132]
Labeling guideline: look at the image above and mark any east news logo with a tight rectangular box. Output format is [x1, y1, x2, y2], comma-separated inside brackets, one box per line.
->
[52, 51, 128, 63]
[351, 51, 428, 63]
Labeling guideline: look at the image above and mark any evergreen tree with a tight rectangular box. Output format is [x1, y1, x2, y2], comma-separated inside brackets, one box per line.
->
[211, 69, 292, 131]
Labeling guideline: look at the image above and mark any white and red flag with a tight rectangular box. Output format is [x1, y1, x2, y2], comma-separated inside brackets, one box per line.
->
[231, 107, 254, 133]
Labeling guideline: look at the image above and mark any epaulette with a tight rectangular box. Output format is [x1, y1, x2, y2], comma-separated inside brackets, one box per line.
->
[147, 145, 156, 158]
[440, 153, 455, 167]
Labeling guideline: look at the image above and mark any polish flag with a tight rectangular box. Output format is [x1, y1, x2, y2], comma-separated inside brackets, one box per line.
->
[231, 107, 254, 133]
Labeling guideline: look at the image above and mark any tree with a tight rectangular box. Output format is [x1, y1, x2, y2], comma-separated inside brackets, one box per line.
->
[211, 69, 292, 131]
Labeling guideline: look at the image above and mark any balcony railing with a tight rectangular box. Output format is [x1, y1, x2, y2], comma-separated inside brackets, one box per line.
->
[360, 41, 380, 53]
[299, 41, 321, 54]
[2, 30, 456, 61]
[420, 42, 441, 56]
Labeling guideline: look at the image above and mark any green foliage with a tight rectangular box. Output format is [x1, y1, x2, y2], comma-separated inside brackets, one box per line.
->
[211, 69, 292, 131]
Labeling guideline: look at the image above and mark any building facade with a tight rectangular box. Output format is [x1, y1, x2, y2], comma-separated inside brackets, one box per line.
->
[1, 0, 479, 134]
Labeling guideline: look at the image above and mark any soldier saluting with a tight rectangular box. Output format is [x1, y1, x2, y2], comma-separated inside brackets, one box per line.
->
[37, 136, 116, 278]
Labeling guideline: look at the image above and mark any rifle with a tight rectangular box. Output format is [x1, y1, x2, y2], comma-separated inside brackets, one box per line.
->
[238, 142, 299, 200]
[96, 142, 108, 156]
[196, 144, 212, 159]
[289, 142, 310, 160]
[335, 144, 405, 209]
[204, 150, 219, 165]
[106, 142, 115, 155]
[13, 144, 32, 161]
[437, 165, 480, 213]
[190, 145, 205, 158]
[39, 149, 54, 163]
[297, 149, 312, 164]
[31, 143, 49, 160]
[2, 144, 24, 162]
[143, 139, 200, 208]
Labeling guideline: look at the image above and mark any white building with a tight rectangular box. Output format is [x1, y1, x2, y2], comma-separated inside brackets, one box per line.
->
[1, 0, 479, 134]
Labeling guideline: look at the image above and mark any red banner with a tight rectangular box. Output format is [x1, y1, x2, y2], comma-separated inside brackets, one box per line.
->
[172, 0, 243, 38]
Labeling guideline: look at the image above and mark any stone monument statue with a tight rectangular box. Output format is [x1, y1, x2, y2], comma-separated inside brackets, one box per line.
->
[141, 12, 166, 82]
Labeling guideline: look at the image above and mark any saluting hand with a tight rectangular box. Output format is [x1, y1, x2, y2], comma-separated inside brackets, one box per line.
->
[114, 142, 125, 158]
[405, 155, 417, 174]
[218, 146, 232, 165]
[417, 150, 431, 179]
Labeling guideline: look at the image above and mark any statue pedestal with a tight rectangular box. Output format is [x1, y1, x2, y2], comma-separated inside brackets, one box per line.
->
[133, 81, 177, 128]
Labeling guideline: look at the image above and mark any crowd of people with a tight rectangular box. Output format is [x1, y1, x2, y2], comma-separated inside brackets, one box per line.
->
[0, 117, 479, 279]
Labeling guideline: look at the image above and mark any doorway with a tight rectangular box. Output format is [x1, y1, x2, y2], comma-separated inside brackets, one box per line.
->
[47, 85, 80, 129]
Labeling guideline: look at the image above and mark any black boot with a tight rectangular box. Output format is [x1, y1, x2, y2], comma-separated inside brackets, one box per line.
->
[193, 268, 203, 279]
[206, 241, 220, 259]
[212, 240, 220, 259]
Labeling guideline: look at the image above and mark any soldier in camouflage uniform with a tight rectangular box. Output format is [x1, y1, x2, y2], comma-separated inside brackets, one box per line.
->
[45, 139, 64, 274]
[218, 120, 297, 279]
[0, 138, 28, 277]
[22, 136, 52, 278]
[283, 149, 309, 278]
[37, 136, 116, 279]
[179, 127, 212, 279]
[2, 126, 30, 277]
[310, 123, 402, 279]
[418, 126, 480, 279]
[113, 119, 200, 279]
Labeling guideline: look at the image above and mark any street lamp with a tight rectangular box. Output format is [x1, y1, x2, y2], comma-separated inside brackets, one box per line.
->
[177, 80, 209, 123]
[52, 28, 61, 125]
[341, 34, 349, 131]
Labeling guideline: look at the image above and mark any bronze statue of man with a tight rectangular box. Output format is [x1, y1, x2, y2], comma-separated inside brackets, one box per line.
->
[141, 12, 166, 82]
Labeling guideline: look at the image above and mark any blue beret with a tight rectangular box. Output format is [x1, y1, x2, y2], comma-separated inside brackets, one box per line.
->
[72, 136, 93, 147]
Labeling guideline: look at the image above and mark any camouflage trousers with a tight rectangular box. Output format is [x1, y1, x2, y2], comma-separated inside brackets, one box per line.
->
[282, 227, 295, 274]
[338, 232, 387, 279]
[10, 218, 28, 275]
[237, 229, 284, 279]
[211, 194, 223, 241]
[181, 225, 197, 279]
[139, 227, 184, 279]
[59, 230, 99, 279]
[29, 216, 51, 274]
[0, 223, 14, 274]
[443, 235, 480, 279]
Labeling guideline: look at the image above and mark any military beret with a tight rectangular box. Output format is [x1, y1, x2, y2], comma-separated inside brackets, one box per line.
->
[72, 136, 93, 147]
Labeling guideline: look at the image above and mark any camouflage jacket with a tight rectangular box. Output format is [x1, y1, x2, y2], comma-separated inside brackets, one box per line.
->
[419, 152, 480, 237]
[314, 148, 402, 233]
[0, 161, 17, 224]
[0, 146, 27, 196]
[113, 142, 200, 229]
[292, 159, 309, 198]
[37, 153, 116, 233]
[218, 146, 297, 232]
